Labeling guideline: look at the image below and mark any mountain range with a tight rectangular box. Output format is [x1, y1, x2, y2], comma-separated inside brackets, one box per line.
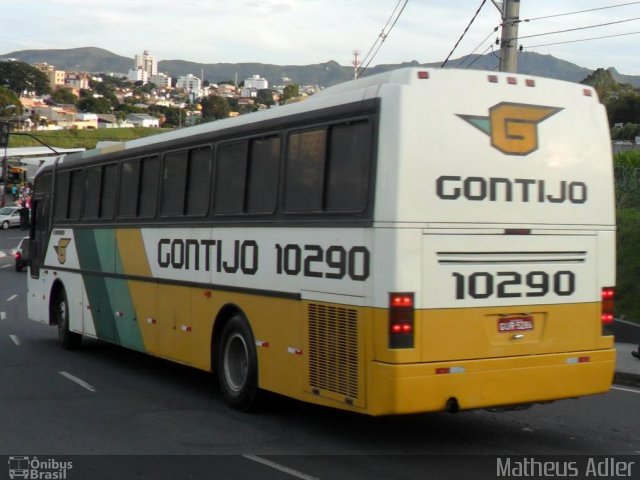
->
[2, 46, 639, 88]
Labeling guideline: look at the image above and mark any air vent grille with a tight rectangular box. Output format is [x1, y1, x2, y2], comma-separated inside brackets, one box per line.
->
[308, 304, 359, 400]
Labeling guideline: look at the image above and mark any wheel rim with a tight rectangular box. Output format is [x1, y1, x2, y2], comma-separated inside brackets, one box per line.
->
[223, 332, 249, 393]
[57, 297, 67, 336]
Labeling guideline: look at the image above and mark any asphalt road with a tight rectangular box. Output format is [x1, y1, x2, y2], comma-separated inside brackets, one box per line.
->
[0, 230, 638, 480]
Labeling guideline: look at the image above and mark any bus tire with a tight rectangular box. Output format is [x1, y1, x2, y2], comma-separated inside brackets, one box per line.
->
[217, 314, 259, 411]
[53, 286, 82, 350]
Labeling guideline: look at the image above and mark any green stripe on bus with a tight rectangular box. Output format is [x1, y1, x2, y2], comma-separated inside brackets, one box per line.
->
[74, 229, 144, 351]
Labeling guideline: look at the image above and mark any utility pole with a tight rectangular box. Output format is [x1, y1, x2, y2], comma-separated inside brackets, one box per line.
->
[492, 0, 521, 73]
[352, 50, 361, 79]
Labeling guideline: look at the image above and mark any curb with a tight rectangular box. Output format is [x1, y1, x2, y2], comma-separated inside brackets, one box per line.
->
[614, 371, 640, 388]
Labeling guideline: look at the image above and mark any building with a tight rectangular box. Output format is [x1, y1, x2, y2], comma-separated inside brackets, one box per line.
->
[150, 73, 172, 89]
[241, 74, 268, 98]
[127, 68, 149, 84]
[33, 63, 66, 89]
[176, 74, 202, 97]
[134, 50, 158, 76]
[65, 72, 90, 90]
[126, 113, 160, 128]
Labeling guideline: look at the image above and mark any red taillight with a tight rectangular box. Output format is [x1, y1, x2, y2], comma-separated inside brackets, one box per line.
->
[15, 252, 21, 260]
[390, 294, 413, 308]
[389, 292, 414, 349]
[601, 287, 614, 325]
[417, 71, 430, 80]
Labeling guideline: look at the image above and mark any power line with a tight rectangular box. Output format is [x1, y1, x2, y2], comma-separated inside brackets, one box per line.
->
[441, 0, 488, 68]
[513, 16, 640, 41]
[523, 1, 640, 23]
[456, 25, 499, 68]
[463, 43, 494, 69]
[523, 30, 640, 49]
[358, 0, 410, 77]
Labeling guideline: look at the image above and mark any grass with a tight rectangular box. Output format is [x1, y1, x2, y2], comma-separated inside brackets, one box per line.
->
[616, 208, 640, 324]
[8, 127, 168, 150]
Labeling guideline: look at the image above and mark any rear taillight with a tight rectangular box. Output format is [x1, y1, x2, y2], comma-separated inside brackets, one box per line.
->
[389, 292, 414, 349]
[15, 252, 21, 260]
[601, 287, 614, 325]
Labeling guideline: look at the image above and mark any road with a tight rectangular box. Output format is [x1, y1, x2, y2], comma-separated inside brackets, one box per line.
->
[0, 230, 638, 480]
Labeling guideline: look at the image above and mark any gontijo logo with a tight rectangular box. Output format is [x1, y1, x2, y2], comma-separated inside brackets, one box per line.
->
[54, 238, 72, 264]
[458, 102, 563, 156]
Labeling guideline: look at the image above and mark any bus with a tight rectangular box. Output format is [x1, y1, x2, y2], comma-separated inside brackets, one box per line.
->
[27, 68, 616, 416]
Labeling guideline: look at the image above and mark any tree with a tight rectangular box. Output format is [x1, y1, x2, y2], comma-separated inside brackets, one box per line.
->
[78, 96, 114, 114]
[256, 89, 275, 107]
[0, 86, 23, 115]
[51, 88, 79, 105]
[0, 61, 50, 95]
[607, 92, 640, 126]
[281, 84, 300, 104]
[201, 95, 230, 121]
[580, 68, 618, 101]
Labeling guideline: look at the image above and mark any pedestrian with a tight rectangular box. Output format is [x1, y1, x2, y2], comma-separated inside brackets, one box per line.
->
[19, 201, 29, 230]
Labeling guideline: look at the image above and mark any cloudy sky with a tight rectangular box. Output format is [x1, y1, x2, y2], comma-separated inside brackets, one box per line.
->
[1, 0, 639, 74]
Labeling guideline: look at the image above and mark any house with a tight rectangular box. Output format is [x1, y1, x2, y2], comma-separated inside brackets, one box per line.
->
[126, 113, 160, 128]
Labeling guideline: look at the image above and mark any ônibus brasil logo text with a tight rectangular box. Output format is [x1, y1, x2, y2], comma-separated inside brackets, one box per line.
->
[8, 456, 72, 479]
[457, 102, 563, 156]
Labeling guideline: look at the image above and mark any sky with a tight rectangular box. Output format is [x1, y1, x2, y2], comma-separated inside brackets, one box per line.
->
[0, 0, 639, 75]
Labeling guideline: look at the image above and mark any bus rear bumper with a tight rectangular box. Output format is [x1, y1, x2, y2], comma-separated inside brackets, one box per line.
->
[369, 348, 616, 416]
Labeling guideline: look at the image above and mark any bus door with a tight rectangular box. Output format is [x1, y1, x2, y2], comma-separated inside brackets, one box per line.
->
[29, 194, 49, 279]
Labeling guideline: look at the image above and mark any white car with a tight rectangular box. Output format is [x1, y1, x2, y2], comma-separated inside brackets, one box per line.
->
[0, 206, 22, 230]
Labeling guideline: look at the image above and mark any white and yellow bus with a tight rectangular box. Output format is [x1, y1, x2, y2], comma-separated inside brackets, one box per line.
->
[27, 68, 616, 415]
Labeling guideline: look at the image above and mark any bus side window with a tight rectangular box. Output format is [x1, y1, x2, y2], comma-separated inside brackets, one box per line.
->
[326, 121, 371, 211]
[118, 159, 141, 218]
[160, 151, 188, 217]
[246, 136, 280, 214]
[83, 166, 101, 219]
[214, 141, 248, 215]
[284, 129, 327, 212]
[139, 156, 160, 218]
[185, 147, 212, 216]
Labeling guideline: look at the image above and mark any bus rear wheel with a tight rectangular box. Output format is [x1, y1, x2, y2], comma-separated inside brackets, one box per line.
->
[53, 287, 81, 350]
[217, 314, 259, 411]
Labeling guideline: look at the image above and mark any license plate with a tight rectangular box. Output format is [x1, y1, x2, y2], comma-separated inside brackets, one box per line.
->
[498, 316, 534, 333]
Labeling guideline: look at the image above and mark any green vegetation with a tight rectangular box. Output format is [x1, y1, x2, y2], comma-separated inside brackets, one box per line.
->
[581, 69, 640, 141]
[0, 61, 50, 96]
[7, 127, 167, 150]
[614, 150, 640, 323]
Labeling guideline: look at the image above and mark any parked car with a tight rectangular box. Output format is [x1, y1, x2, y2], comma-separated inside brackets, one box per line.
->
[14, 236, 28, 272]
[0, 206, 21, 229]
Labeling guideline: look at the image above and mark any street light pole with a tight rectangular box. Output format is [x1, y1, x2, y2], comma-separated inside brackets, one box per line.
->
[0, 105, 17, 208]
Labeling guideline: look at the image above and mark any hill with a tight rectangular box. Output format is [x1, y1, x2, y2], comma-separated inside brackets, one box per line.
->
[2, 46, 640, 88]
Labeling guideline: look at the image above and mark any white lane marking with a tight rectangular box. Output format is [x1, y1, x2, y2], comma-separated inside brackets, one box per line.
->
[243, 454, 320, 480]
[1, 264, 11, 269]
[9, 335, 20, 346]
[58, 371, 97, 393]
[6, 295, 18, 302]
[1, 312, 6, 320]
[612, 386, 640, 394]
